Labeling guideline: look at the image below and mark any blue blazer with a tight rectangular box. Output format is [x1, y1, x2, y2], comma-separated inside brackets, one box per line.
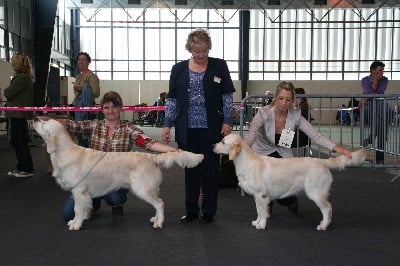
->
[168, 57, 235, 144]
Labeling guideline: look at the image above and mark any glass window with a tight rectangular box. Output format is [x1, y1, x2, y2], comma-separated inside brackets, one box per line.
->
[113, 28, 128, 60]
[113, 61, 128, 72]
[128, 28, 143, 61]
[113, 72, 129, 80]
[8, 1, 20, 35]
[96, 28, 111, 60]
[80, 28, 96, 56]
[0, 0, 5, 28]
[69, 6, 400, 81]
[145, 29, 160, 60]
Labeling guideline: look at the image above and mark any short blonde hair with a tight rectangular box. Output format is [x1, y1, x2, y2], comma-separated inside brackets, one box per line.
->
[185, 29, 212, 52]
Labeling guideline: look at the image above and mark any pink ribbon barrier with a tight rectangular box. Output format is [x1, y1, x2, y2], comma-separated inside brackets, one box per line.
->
[0, 106, 165, 112]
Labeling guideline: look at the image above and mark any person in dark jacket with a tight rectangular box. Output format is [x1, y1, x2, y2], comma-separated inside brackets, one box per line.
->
[162, 29, 235, 224]
[4, 53, 34, 178]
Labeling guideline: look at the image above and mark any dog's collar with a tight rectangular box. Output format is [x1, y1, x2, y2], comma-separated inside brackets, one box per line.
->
[68, 152, 108, 190]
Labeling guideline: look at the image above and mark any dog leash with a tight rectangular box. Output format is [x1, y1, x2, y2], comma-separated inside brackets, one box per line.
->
[68, 152, 108, 190]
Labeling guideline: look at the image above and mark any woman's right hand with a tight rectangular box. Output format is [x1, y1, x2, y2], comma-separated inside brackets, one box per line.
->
[73, 83, 81, 92]
[162, 127, 171, 144]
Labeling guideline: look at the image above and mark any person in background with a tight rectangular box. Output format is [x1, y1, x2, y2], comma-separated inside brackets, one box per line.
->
[348, 97, 360, 126]
[262, 90, 272, 106]
[4, 53, 35, 178]
[336, 104, 349, 125]
[293, 87, 312, 148]
[162, 28, 235, 224]
[61, 91, 178, 222]
[359, 61, 389, 163]
[72, 52, 100, 147]
[155, 92, 167, 127]
[244, 81, 351, 214]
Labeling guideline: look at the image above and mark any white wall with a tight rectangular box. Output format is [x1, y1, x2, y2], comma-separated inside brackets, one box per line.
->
[72, 79, 400, 122]
[98, 80, 243, 106]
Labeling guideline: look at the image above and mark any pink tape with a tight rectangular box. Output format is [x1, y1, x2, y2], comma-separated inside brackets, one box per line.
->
[0, 106, 165, 112]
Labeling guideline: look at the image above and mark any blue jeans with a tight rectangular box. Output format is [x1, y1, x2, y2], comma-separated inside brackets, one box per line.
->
[61, 189, 128, 222]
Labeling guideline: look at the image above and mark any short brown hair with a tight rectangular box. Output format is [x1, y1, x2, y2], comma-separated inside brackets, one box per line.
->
[101, 91, 123, 107]
[185, 29, 212, 52]
[77, 52, 91, 63]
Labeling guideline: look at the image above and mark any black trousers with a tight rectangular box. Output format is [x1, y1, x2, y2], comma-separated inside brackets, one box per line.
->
[268, 151, 297, 207]
[178, 128, 220, 217]
[9, 117, 33, 172]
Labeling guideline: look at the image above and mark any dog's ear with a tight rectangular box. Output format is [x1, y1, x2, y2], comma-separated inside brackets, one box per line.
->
[229, 143, 241, 160]
[46, 136, 57, 153]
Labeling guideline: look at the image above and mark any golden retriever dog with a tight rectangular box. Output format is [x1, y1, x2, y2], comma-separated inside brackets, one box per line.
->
[33, 118, 204, 230]
[213, 134, 366, 231]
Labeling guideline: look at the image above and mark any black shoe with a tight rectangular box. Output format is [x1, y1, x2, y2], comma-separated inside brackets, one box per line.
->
[376, 151, 384, 164]
[92, 199, 101, 213]
[199, 214, 214, 224]
[89, 199, 101, 219]
[288, 198, 299, 214]
[180, 213, 199, 223]
[112, 206, 124, 219]
[268, 201, 273, 215]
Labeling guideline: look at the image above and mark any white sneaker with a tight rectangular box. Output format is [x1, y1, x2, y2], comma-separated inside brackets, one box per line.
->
[13, 171, 34, 178]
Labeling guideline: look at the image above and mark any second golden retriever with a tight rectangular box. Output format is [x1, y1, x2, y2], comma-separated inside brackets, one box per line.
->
[213, 133, 366, 231]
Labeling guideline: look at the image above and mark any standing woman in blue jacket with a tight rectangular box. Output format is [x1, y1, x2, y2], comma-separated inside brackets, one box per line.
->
[4, 53, 34, 178]
[162, 29, 235, 224]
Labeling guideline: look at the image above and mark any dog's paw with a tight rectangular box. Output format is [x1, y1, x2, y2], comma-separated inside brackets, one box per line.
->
[67, 219, 82, 230]
[316, 224, 328, 231]
[152, 221, 163, 229]
[252, 218, 266, 230]
[150, 216, 164, 229]
[251, 220, 259, 227]
[255, 222, 266, 230]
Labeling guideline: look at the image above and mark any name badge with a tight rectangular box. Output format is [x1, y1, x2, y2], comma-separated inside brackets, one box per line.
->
[214, 76, 221, 83]
[278, 128, 295, 148]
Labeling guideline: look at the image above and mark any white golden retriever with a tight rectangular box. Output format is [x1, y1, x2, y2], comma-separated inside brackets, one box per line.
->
[213, 133, 366, 231]
[33, 118, 204, 230]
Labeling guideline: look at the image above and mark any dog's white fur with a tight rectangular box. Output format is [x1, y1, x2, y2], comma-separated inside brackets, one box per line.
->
[33, 118, 204, 230]
[213, 133, 366, 231]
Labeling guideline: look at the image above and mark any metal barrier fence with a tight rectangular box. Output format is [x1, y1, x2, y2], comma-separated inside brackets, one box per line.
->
[235, 94, 400, 180]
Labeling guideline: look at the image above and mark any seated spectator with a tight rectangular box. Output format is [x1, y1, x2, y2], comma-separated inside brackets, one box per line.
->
[336, 104, 350, 125]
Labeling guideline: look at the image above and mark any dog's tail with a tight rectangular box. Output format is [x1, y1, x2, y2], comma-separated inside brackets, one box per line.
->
[148, 150, 204, 169]
[323, 149, 367, 170]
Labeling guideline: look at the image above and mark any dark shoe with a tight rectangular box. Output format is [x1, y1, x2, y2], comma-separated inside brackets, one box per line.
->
[199, 214, 214, 224]
[288, 198, 299, 214]
[376, 151, 384, 164]
[268, 201, 273, 215]
[180, 213, 198, 223]
[91, 199, 101, 215]
[112, 206, 124, 219]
